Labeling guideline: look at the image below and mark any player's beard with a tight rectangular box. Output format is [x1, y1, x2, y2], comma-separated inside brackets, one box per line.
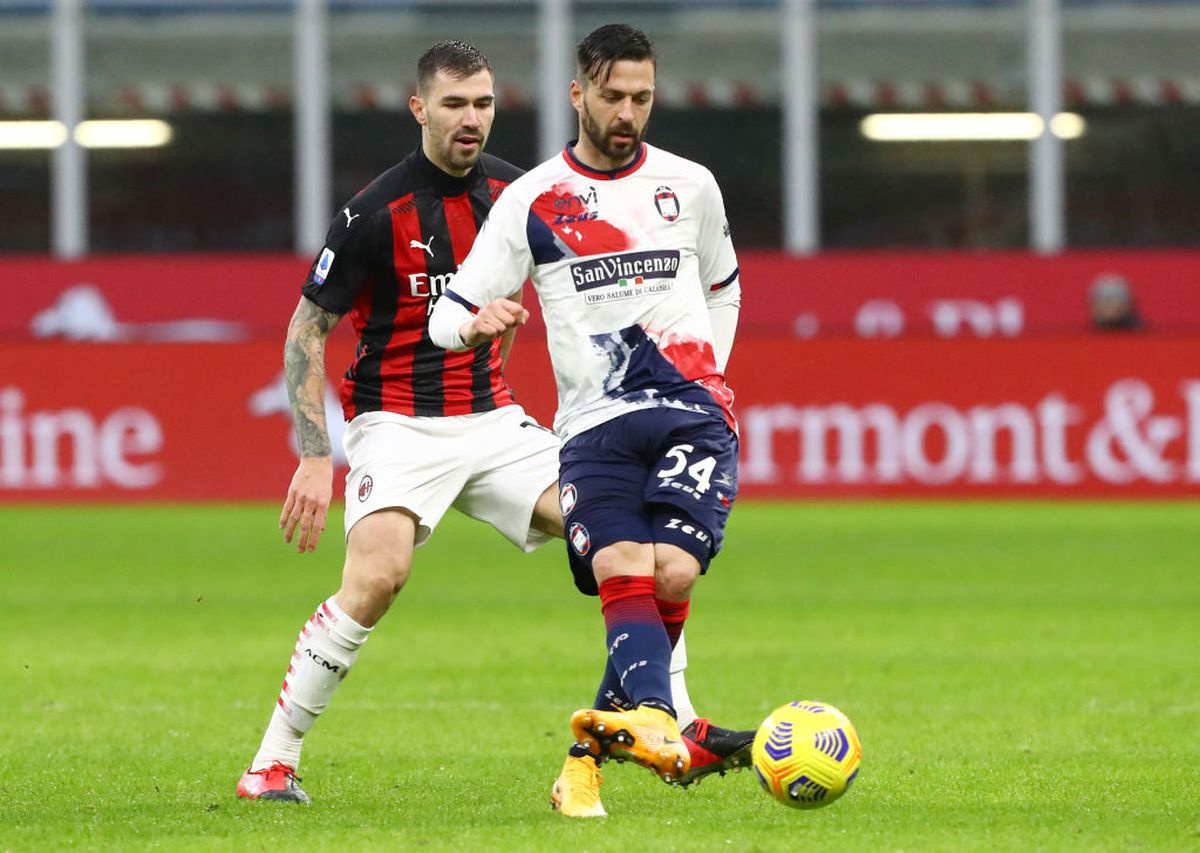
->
[436, 129, 486, 174]
[581, 100, 645, 163]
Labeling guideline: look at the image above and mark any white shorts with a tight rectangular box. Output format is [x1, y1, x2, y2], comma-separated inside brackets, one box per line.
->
[342, 404, 560, 552]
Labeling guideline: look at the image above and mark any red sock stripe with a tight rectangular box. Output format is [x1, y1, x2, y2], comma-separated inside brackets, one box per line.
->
[656, 598, 689, 648]
[599, 576, 660, 631]
[598, 575, 658, 609]
[655, 598, 690, 628]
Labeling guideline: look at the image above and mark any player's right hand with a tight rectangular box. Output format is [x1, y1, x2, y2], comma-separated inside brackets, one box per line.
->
[459, 297, 529, 347]
[280, 456, 333, 553]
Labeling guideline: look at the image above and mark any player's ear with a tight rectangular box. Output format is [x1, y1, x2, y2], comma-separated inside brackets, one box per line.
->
[409, 94, 427, 125]
[569, 79, 584, 112]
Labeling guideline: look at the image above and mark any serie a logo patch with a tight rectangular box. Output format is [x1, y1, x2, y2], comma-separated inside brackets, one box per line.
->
[314, 247, 335, 284]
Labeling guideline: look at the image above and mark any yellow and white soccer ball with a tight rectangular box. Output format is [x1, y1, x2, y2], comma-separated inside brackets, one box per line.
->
[751, 700, 862, 809]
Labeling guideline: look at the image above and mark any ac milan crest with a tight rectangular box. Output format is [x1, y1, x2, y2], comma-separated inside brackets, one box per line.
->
[358, 475, 373, 502]
[654, 186, 680, 221]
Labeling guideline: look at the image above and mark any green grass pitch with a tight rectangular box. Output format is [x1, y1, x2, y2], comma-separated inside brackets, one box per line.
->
[2, 501, 1198, 851]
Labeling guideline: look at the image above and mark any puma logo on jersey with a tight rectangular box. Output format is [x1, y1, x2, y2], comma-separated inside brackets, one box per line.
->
[342, 208, 360, 227]
[409, 235, 436, 257]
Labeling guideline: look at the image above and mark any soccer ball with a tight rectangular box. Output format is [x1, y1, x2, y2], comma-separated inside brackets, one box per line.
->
[751, 700, 862, 809]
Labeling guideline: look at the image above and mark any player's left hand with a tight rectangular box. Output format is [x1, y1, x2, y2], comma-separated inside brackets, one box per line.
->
[459, 297, 529, 347]
[280, 455, 333, 553]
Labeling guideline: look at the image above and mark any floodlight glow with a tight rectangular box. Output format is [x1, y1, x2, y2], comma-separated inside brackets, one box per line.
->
[0, 121, 69, 149]
[860, 112, 1086, 142]
[1048, 112, 1086, 139]
[74, 119, 173, 148]
[0, 119, 173, 150]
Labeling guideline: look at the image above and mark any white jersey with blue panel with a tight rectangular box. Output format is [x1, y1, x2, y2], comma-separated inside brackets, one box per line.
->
[439, 141, 741, 441]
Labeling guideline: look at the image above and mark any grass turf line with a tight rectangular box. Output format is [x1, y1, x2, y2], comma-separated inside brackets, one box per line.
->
[1, 502, 1198, 851]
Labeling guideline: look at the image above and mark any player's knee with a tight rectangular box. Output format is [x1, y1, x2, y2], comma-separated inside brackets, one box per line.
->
[344, 509, 417, 608]
[592, 541, 655, 584]
[654, 544, 701, 600]
[339, 553, 411, 626]
[345, 536, 411, 591]
[360, 557, 411, 596]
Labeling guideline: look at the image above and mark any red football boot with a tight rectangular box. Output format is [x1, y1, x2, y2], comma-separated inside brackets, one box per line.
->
[677, 718, 754, 786]
[236, 762, 311, 804]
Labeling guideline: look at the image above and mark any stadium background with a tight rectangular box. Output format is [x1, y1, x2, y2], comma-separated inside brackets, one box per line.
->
[3, 3, 1199, 849]
[3, 0, 1199, 502]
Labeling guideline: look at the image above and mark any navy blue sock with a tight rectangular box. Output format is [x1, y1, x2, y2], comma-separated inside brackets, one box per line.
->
[597, 575, 674, 716]
[593, 658, 634, 711]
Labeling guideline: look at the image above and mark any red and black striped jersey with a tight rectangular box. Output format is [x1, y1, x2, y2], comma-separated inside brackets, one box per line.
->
[301, 146, 523, 421]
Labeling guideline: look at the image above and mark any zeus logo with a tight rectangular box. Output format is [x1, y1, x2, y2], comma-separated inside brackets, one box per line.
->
[665, 517, 711, 545]
[554, 210, 599, 225]
[304, 648, 340, 673]
[602, 690, 635, 711]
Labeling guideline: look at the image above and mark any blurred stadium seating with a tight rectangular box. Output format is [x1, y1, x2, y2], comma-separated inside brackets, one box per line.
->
[3, 0, 1199, 250]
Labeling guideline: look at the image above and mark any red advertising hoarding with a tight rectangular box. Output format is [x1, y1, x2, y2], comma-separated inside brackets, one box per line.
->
[7, 251, 1200, 340]
[1, 337, 1197, 501]
[737, 251, 1200, 337]
[729, 337, 1200, 498]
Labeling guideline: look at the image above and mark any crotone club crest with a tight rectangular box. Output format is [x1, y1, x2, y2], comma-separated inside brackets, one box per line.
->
[569, 522, 591, 556]
[559, 483, 578, 515]
[654, 185, 680, 222]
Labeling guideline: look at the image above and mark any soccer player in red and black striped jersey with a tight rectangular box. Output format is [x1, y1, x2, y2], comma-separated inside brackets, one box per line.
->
[236, 40, 747, 807]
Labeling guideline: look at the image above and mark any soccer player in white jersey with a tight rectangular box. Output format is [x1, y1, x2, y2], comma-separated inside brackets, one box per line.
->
[429, 24, 745, 817]
[235, 39, 746, 808]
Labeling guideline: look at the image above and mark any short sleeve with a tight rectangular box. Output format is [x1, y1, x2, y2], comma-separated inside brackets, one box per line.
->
[695, 170, 740, 295]
[300, 205, 379, 316]
[444, 186, 533, 308]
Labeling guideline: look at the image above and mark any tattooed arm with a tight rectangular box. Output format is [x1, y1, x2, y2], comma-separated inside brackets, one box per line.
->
[279, 296, 343, 553]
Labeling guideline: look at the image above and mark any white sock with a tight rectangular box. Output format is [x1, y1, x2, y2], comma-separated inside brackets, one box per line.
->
[669, 631, 698, 729]
[250, 597, 372, 772]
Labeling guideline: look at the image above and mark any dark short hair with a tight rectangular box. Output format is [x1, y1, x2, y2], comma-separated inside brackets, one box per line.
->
[417, 40, 493, 95]
[576, 24, 655, 87]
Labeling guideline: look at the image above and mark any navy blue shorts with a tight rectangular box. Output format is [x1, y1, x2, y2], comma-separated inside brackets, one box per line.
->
[558, 407, 739, 596]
